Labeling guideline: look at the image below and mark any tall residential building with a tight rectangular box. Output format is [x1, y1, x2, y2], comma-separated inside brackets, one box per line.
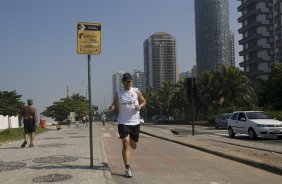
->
[238, 0, 274, 80]
[274, 0, 282, 63]
[194, 0, 234, 77]
[144, 32, 177, 89]
[112, 71, 124, 99]
[132, 70, 146, 92]
[229, 31, 236, 67]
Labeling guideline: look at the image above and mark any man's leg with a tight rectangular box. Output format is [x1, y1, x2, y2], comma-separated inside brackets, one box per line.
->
[122, 135, 131, 166]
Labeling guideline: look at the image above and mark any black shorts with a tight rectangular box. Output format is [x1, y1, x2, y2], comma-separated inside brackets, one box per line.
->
[23, 119, 36, 134]
[118, 124, 140, 142]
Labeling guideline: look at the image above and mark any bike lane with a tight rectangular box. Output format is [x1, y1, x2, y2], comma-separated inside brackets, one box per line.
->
[101, 124, 282, 184]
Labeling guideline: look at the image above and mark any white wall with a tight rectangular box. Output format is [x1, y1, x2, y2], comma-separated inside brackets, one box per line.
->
[0, 115, 19, 130]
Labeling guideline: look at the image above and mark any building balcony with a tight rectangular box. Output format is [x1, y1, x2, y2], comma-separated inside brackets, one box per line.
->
[238, 0, 272, 12]
[238, 21, 261, 33]
[238, 9, 261, 22]
[239, 46, 272, 56]
[239, 57, 269, 67]
[238, 33, 260, 45]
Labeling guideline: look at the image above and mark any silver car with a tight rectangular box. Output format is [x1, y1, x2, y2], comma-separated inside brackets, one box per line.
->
[214, 113, 232, 129]
[227, 111, 282, 140]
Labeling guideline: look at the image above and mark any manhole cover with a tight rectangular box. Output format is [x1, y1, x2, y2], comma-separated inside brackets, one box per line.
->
[33, 174, 72, 182]
[32, 155, 78, 164]
[0, 161, 27, 172]
[38, 144, 67, 148]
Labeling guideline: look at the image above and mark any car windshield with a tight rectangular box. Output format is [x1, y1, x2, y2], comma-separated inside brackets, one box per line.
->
[224, 113, 232, 119]
[246, 112, 273, 119]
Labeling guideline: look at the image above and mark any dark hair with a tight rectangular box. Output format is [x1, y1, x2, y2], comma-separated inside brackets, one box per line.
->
[27, 99, 33, 105]
[122, 73, 132, 82]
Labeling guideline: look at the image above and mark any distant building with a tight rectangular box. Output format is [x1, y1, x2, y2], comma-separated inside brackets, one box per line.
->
[179, 71, 190, 82]
[112, 71, 124, 99]
[132, 70, 145, 92]
[229, 31, 235, 67]
[238, 0, 274, 80]
[273, 0, 282, 64]
[144, 32, 177, 89]
[194, 0, 234, 77]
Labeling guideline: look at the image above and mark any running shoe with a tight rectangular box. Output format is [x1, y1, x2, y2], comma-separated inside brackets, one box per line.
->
[21, 141, 27, 148]
[125, 167, 132, 178]
[29, 143, 34, 147]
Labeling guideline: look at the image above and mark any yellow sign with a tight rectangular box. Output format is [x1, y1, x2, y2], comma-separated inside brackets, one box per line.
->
[77, 22, 101, 55]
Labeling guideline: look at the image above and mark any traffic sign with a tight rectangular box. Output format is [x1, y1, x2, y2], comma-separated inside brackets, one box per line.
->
[77, 22, 101, 55]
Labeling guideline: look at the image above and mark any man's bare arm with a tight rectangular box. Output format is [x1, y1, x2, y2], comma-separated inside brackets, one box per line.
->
[108, 92, 119, 112]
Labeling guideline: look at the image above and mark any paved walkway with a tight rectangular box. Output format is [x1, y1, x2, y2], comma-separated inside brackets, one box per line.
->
[0, 122, 113, 184]
[1, 122, 281, 184]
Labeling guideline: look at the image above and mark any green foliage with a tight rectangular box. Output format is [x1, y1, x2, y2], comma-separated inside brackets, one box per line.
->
[261, 63, 282, 110]
[196, 66, 257, 119]
[266, 110, 282, 121]
[41, 94, 88, 123]
[0, 90, 23, 116]
[0, 126, 48, 145]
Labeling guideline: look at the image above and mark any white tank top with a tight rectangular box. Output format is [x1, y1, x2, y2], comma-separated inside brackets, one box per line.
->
[117, 87, 140, 125]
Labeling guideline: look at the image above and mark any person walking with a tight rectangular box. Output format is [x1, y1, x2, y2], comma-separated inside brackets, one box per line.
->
[66, 115, 71, 128]
[101, 113, 106, 126]
[19, 99, 38, 148]
[108, 72, 146, 178]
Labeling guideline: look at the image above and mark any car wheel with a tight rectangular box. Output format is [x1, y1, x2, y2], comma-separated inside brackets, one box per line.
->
[228, 127, 235, 138]
[215, 123, 219, 129]
[277, 136, 282, 140]
[248, 128, 257, 140]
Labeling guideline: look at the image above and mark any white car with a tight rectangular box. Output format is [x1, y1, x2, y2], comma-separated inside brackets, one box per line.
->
[227, 111, 282, 139]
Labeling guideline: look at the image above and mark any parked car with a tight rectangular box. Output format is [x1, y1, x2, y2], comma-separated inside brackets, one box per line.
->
[214, 113, 232, 129]
[227, 111, 282, 140]
[153, 115, 169, 124]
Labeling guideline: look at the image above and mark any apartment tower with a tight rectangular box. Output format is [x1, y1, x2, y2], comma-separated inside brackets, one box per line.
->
[194, 0, 234, 77]
[238, 1, 274, 80]
[143, 32, 177, 89]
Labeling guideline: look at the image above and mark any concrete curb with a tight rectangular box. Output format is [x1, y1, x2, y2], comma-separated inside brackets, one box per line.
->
[140, 130, 282, 176]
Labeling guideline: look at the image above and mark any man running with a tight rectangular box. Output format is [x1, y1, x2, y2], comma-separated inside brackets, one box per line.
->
[19, 99, 38, 148]
[108, 73, 146, 178]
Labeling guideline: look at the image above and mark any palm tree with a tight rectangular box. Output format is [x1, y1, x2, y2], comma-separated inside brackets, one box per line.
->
[219, 65, 256, 111]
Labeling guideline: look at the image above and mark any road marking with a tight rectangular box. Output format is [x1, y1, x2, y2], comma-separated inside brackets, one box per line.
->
[101, 127, 106, 131]
[208, 135, 220, 138]
[214, 133, 228, 136]
[103, 133, 111, 138]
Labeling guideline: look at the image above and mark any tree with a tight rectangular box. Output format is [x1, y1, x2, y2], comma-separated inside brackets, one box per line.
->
[263, 63, 282, 109]
[41, 94, 88, 123]
[219, 65, 256, 111]
[0, 90, 23, 116]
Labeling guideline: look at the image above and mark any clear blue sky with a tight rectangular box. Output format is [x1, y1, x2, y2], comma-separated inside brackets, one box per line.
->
[0, 0, 241, 114]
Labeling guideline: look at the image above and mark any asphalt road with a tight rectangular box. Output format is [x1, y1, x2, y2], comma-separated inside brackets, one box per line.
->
[101, 124, 282, 184]
[148, 124, 282, 147]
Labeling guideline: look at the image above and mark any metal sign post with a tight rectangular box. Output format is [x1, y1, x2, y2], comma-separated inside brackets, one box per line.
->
[187, 78, 196, 136]
[77, 22, 101, 168]
[87, 55, 93, 167]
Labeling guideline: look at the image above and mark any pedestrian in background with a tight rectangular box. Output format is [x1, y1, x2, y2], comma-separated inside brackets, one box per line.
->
[66, 115, 71, 127]
[19, 99, 38, 148]
[108, 73, 146, 178]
